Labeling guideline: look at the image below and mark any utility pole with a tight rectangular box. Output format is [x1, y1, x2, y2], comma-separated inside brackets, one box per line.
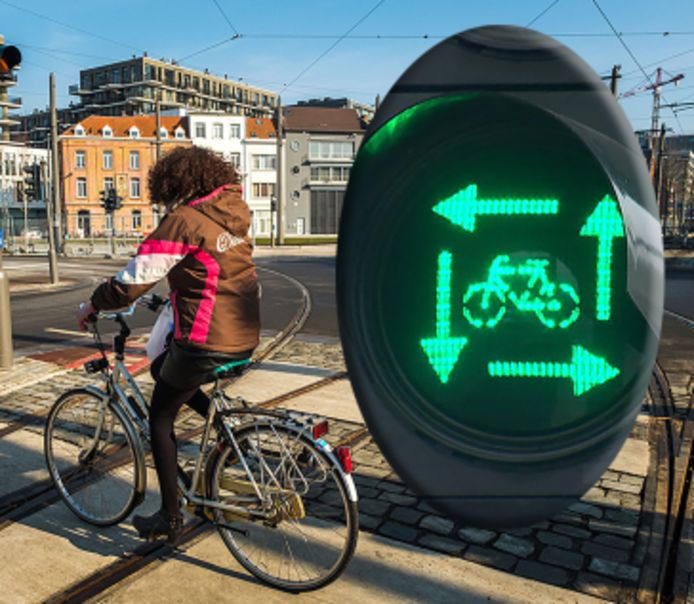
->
[50, 73, 63, 253]
[655, 122, 668, 222]
[155, 89, 162, 161]
[609, 65, 621, 96]
[276, 96, 284, 245]
[46, 73, 59, 284]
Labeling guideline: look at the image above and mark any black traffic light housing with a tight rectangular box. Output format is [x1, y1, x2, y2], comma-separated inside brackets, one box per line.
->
[0, 44, 21, 77]
[100, 188, 123, 213]
[22, 164, 41, 201]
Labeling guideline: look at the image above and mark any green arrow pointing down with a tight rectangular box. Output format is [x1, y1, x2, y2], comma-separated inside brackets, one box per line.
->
[432, 184, 559, 232]
[488, 345, 620, 396]
[580, 195, 625, 321]
[420, 250, 468, 384]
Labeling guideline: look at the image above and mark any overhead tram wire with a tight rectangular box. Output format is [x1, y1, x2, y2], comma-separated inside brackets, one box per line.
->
[211, 0, 240, 36]
[590, 0, 685, 134]
[279, 0, 387, 94]
[0, 0, 142, 53]
[526, 0, 561, 28]
[621, 46, 694, 78]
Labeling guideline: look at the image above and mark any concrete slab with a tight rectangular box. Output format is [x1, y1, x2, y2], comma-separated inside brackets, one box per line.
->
[608, 437, 649, 477]
[0, 426, 50, 497]
[280, 379, 364, 424]
[230, 362, 337, 402]
[0, 471, 161, 604]
[99, 529, 606, 604]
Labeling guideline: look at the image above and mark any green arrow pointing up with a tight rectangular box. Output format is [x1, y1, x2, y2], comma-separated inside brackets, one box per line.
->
[420, 250, 468, 384]
[432, 184, 559, 232]
[580, 195, 625, 321]
[488, 345, 619, 396]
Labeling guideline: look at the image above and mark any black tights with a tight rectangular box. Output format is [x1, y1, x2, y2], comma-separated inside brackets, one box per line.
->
[149, 354, 210, 516]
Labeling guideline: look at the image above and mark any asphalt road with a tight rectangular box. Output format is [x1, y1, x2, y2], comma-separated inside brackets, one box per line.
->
[4, 256, 309, 352]
[3, 255, 691, 354]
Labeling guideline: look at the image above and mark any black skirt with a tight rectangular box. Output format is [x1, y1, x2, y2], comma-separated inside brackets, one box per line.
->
[155, 339, 253, 390]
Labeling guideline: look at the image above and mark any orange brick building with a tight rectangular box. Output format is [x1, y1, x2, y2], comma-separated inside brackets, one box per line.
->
[60, 116, 190, 237]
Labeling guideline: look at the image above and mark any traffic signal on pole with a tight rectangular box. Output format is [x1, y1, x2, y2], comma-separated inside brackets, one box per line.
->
[100, 188, 123, 213]
[338, 26, 663, 528]
[22, 164, 41, 201]
[0, 44, 21, 77]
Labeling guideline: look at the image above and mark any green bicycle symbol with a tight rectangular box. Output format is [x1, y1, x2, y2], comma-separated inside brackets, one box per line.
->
[463, 255, 580, 329]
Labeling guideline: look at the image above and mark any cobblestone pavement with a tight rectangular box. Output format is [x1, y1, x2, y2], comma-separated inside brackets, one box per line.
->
[0, 334, 690, 602]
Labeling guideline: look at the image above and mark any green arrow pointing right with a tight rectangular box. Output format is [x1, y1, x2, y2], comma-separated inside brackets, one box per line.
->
[488, 345, 619, 396]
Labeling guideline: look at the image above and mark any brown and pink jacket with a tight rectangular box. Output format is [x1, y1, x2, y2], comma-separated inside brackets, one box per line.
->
[91, 184, 260, 354]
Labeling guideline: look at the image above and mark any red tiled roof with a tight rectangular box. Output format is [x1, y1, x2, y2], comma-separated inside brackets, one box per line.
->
[282, 107, 364, 133]
[63, 115, 188, 137]
[245, 116, 277, 139]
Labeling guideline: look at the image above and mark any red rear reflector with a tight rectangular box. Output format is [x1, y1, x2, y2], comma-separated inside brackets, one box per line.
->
[336, 446, 353, 473]
[312, 420, 329, 440]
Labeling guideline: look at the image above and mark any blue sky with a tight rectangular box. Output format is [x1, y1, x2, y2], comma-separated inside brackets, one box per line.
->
[3, 0, 694, 133]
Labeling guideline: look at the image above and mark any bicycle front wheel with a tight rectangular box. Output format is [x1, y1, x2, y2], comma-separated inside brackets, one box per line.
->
[209, 422, 358, 592]
[44, 388, 143, 526]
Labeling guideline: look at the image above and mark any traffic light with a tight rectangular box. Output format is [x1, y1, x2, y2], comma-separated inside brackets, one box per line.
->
[22, 164, 41, 201]
[0, 44, 21, 77]
[100, 188, 123, 213]
[338, 26, 663, 528]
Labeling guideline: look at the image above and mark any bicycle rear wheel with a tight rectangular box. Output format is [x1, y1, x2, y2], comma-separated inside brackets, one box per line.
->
[44, 388, 143, 526]
[209, 421, 358, 592]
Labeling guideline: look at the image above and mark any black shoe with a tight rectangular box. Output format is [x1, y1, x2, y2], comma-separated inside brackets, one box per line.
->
[132, 509, 183, 543]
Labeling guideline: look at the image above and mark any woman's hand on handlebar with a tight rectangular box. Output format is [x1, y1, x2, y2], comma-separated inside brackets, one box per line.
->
[76, 302, 97, 331]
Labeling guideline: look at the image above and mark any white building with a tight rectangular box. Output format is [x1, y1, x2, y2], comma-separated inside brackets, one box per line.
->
[0, 143, 50, 238]
[180, 111, 277, 237]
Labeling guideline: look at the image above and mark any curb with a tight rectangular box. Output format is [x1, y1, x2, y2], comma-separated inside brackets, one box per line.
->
[9, 277, 96, 298]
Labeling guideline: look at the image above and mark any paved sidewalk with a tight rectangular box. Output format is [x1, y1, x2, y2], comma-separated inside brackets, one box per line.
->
[0, 321, 690, 601]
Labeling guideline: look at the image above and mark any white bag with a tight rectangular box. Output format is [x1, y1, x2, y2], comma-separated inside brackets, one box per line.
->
[146, 301, 174, 361]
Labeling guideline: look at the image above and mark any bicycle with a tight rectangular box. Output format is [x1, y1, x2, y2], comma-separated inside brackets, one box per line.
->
[43, 294, 359, 592]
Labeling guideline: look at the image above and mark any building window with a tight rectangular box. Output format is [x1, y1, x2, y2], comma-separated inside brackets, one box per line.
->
[252, 183, 275, 199]
[310, 165, 351, 183]
[129, 126, 140, 139]
[159, 127, 168, 139]
[252, 155, 276, 170]
[132, 210, 142, 231]
[74, 125, 85, 136]
[296, 217, 305, 235]
[75, 150, 86, 169]
[105, 212, 113, 231]
[129, 151, 140, 170]
[76, 177, 87, 198]
[130, 177, 141, 198]
[195, 122, 206, 138]
[213, 123, 223, 139]
[104, 177, 114, 191]
[175, 127, 185, 139]
[229, 123, 240, 138]
[309, 141, 354, 160]
[229, 152, 240, 168]
[103, 150, 113, 170]
[102, 125, 113, 137]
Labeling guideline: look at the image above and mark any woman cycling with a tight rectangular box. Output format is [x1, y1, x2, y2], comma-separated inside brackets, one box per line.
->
[76, 146, 260, 542]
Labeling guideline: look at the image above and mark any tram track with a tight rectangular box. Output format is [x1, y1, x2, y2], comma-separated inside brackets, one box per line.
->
[639, 361, 694, 603]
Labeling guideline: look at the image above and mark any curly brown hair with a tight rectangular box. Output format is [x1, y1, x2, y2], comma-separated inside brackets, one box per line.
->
[148, 146, 239, 209]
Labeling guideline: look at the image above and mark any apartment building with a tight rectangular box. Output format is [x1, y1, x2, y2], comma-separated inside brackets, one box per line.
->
[0, 142, 49, 236]
[60, 115, 190, 237]
[282, 106, 364, 235]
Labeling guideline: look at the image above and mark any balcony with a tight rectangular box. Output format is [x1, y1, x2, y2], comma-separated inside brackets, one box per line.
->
[69, 84, 96, 96]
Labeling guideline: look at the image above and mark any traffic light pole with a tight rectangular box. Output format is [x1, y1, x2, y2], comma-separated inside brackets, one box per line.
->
[0, 253, 12, 369]
[46, 74, 59, 284]
[50, 73, 63, 253]
[276, 97, 284, 246]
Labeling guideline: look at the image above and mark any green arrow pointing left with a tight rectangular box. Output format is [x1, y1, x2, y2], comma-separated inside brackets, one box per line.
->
[420, 250, 468, 384]
[487, 345, 619, 396]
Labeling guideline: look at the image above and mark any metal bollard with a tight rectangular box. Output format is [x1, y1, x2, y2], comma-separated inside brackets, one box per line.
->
[0, 255, 13, 369]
